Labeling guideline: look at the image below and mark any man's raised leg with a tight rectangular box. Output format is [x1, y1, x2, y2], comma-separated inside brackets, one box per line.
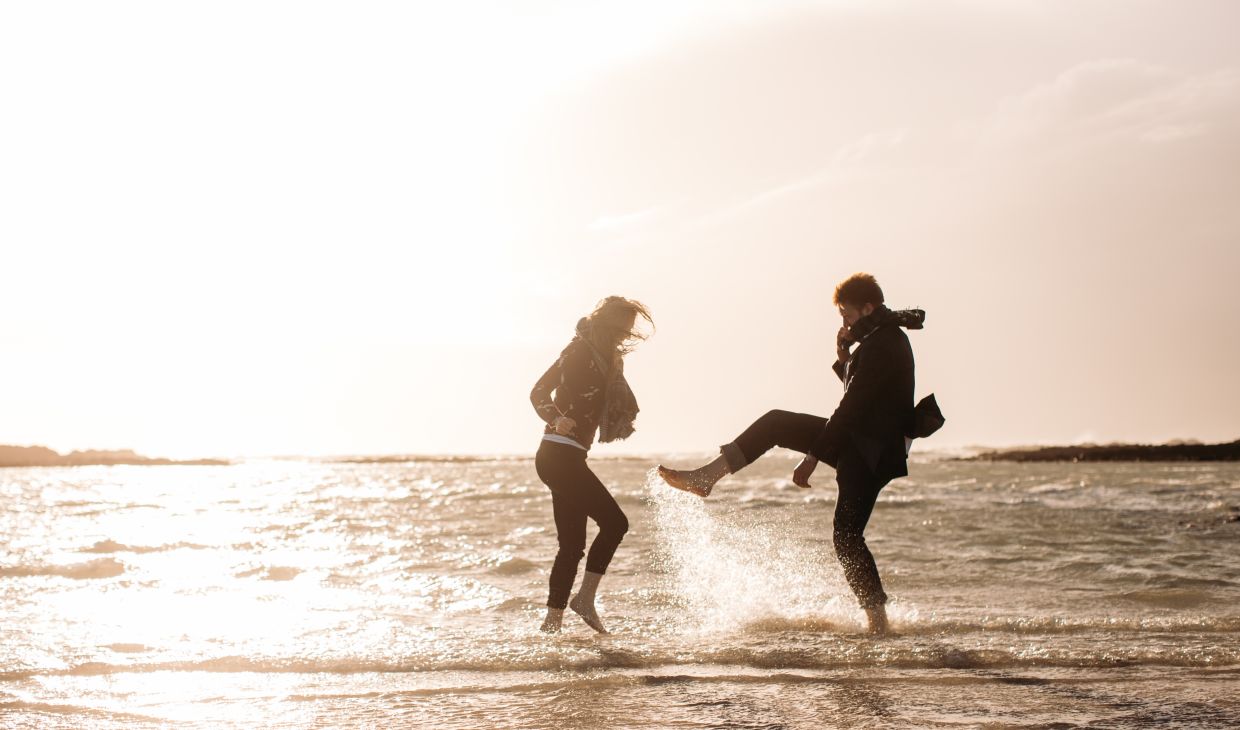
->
[659, 410, 826, 497]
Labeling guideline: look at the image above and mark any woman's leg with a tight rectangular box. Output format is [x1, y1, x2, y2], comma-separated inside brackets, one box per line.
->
[660, 410, 826, 496]
[535, 443, 589, 632]
[535, 442, 628, 633]
[566, 458, 628, 633]
[548, 489, 588, 609]
[577, 468, 629, 576]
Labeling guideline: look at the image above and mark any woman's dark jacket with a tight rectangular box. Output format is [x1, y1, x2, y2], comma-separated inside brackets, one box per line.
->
[529, 339, 607, 450]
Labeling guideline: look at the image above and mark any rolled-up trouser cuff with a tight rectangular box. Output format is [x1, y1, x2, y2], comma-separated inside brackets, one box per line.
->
[720, 442, 748, 473]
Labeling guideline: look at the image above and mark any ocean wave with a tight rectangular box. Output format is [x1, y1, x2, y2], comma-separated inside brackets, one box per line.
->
[81, 539, 209, 554]
[263, 664, 1240, 703]
[52, 501, 163, 511]
[234, 566, 302, 581]
[5, 644, 1239, 682]
[495, 597, 531, 612]
[0, 700, 162, 723]
[740, 616, 849, 633]
[1116, 588, 1217, 609]
[330, 455, 534, 464]
[489, 557, 539, 576]
[103, 643, 152, 653]
[875, 497, 931, 509]
[0, 557, 125, 580]
[894, 615, 1240, 635]
[731, 497, 790, 510]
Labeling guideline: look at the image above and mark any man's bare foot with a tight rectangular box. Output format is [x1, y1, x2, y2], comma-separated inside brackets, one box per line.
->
[657, 465, 712, 497]
[865, 606, 890, 635]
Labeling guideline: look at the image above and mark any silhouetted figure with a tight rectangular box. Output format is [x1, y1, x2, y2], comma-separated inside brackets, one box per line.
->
[660, 273, 938, 635]
[530, 296, 653, 633]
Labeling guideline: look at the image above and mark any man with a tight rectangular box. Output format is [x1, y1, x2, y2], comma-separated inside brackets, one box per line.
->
[659, 272, 921, 634]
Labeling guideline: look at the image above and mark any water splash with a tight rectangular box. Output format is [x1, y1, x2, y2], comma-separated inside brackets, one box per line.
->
[647, 468, 872, 633]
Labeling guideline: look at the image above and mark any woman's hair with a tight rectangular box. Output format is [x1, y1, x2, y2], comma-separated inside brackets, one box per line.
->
[585, 296, 654, 359]
[833, 272, 884, 308]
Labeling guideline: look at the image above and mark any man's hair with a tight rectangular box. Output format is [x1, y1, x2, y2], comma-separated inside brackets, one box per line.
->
[833, 273, 884, 307]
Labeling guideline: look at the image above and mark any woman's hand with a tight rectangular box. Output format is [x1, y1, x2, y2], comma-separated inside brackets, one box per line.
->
[792, 455, 818, 488]
[553, 416, 577, 436]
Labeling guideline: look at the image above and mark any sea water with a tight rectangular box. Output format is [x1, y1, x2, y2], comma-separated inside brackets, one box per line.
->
[2, 454, 1238, 728]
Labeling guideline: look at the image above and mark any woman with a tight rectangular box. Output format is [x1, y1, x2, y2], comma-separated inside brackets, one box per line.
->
[529, 296, 653, 634]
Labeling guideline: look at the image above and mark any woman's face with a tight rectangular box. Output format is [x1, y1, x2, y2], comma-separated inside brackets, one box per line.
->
[611, 310, 639, 353]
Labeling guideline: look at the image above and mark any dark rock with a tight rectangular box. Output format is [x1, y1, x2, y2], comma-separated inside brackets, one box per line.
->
[966, 439, 1240, 463]
[1, 445, 228, 468]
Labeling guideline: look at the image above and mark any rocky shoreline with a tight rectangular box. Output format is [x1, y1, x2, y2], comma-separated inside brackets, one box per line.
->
[968, 440, 1240, 463]
[0, 445, 228, 468]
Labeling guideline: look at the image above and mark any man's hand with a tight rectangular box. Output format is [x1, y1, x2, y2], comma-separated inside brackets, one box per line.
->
[836, 326, 853, 363]
[553, 416, 576, 435]
[792, 455, 818, 488]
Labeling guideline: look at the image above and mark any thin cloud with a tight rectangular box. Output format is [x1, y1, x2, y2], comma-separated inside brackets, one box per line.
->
[693, 127, 910, 228]
[982, 59, 1240, 148]
[832, 129, 909, 165]
[587, 204, 666, 232]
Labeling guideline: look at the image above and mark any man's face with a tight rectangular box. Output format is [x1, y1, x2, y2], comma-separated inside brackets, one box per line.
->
[838, 302, 874, 327]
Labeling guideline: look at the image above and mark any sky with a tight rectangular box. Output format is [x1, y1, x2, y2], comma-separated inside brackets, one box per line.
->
[2, 0, 1238, 458]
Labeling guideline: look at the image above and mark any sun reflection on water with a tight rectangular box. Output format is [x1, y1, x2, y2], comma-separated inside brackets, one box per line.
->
[3, 459, 1240, 725]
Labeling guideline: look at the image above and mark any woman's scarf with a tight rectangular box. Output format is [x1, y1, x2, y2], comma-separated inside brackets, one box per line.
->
[575, 318, 639, 443]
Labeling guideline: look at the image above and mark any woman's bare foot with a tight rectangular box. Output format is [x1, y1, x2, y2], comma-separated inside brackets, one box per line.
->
[540, 607, 564, 633]
[568, 594, 609, 634]
[657, 465, 712, 497]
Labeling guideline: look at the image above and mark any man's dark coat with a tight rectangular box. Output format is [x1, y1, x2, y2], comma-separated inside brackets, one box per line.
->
[810, 322, 915, 483]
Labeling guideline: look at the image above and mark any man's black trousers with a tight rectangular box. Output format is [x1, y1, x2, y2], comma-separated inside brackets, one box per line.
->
[728, 409, 890, 609]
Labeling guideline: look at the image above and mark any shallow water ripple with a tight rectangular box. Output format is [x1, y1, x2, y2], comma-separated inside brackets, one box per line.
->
[2, 457, 1238, 727]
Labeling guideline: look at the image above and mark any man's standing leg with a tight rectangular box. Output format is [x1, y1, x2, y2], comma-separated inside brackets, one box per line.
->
[832, 445, 890, 633]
